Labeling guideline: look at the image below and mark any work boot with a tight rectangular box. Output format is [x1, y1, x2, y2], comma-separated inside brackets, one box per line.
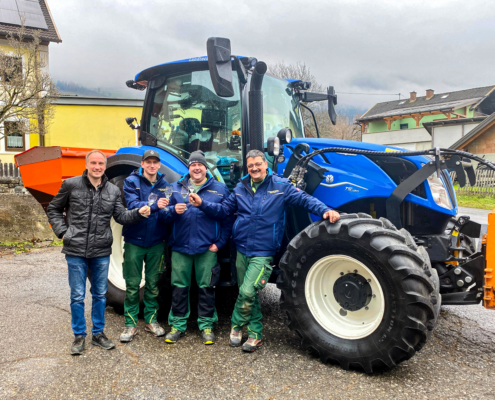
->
[91, 332, 115, 350]
[165, 327, 185, 344]
[202, 329, 215, 345]
[242, 337, 263, 352]
[145, 322, 166, 337]
[70, 336, 85, 355]
[120, 326, 138, 342]
[229, 328, 242, 347]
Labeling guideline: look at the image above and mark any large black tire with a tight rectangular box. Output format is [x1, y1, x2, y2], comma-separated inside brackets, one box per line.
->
[278, 213, 440, 373]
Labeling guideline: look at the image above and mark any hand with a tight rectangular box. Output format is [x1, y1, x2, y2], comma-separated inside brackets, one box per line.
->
[323, 210, 340, 223]
[175, 203, 187, 214]
[189, 193, 202, 207]
[209, 244, 219, 252]
[157, 198, 169, 209]
[139, 206, 151, 216]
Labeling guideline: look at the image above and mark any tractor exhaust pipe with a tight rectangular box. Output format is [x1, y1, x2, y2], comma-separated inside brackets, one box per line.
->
[249, 62, 267, 152]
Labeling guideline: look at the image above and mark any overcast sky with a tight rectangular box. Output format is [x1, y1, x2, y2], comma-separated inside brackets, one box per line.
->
[47, 0, 495, 112]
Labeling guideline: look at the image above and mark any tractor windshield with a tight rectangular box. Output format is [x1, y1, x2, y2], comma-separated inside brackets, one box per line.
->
[148, 70, 242, 185]
[262, 75, 304, 142]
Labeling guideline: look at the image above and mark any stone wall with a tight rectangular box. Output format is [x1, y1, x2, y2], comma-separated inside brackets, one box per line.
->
[0, 177, 27, 194]
[0, 193, 56, 242]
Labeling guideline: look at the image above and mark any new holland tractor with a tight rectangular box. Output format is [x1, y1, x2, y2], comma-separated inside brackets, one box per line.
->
[17, 37, 495, 373]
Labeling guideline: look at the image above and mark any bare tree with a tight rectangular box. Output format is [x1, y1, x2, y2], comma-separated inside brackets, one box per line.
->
[0, 22, 58, 146]
[268, 61, 361, 141]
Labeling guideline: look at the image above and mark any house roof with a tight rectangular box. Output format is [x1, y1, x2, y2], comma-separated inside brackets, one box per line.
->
[358, 86, 495, 122]
[0, 0, 61, 44]
[449, 112, 495, 150]
[422, 116, 486, 135]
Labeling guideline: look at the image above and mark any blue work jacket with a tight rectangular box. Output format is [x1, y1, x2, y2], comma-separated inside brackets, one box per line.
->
[199, 170, 331, 257]
[162, 173, 234, 255]
[122, 169, 173, 248]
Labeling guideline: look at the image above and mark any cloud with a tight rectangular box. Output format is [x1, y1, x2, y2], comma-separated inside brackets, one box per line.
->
[47, 0, 495, 110]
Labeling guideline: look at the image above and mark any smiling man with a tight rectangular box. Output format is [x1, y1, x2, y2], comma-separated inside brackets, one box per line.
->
[120, 149, 174, 343]
[162, 150, 233, 345]
[47, 150, 150, 355]
[189, 149, 339, 352]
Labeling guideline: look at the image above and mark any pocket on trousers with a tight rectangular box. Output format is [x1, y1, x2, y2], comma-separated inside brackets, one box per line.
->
[253, 264, 273, 291]
[209, 263, 221, 287]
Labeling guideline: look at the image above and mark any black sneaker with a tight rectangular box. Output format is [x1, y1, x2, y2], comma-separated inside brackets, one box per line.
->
[202, 329, 215, 345]
[91, 332, 115, 350]
[71, 336, 85, 355]
[165, 327, 185, 344]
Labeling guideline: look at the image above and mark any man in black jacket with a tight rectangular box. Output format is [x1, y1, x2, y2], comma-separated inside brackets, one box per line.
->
[47, 150, 149, 355]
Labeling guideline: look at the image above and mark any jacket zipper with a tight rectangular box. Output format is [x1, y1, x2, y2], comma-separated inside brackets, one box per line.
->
[233, 219, 240, 235]
[85, 187, 96, 257]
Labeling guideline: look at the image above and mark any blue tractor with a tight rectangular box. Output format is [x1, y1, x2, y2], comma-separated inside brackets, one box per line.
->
[102, 38, 495, 372]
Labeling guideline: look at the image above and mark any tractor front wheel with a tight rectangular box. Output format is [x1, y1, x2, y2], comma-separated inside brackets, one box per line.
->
[278, 213, 440, 373]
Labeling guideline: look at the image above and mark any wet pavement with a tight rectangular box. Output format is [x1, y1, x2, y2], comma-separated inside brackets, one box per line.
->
[1, 247, 495, 399]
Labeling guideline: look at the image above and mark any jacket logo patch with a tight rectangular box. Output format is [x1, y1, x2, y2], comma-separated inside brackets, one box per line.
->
[235, 193, 243, 196]
[268, 190, 279, 194]
[158, 188, 167, 191]
[207, 190, 217, 193]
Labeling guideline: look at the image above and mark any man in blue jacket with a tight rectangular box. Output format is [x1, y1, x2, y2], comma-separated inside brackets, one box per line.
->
[163, 150, 233, 345]
[120, 149, 172, 342]
[190, 149, 340, 352]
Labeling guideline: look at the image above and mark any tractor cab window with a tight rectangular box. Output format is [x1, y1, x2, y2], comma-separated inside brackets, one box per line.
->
[148, 70, 242, 187]
[262, 75, 304, 143]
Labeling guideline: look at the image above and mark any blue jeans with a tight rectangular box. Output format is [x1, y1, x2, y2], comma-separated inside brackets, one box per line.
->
[66, 255, 110, 337]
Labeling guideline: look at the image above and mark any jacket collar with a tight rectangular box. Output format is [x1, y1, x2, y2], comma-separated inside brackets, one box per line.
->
[133, 168, 163, 185]
[82, 169, 108, 189]
[240, 168, 272, 197]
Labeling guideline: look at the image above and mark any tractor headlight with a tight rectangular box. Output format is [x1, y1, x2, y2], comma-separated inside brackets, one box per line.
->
[427, 173, 453, 210]
[266, 136, 280, 156]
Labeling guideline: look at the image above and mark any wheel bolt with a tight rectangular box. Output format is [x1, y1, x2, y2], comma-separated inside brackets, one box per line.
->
[367, 279, 371, 282]
[372, 294, 376, 298]
[353, 269, 358, 273]
[365, 306, 369, 310]
[340, 272, 344, 276]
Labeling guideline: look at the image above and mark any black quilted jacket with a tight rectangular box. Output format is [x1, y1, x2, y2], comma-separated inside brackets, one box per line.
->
[47, 170, 144, 258]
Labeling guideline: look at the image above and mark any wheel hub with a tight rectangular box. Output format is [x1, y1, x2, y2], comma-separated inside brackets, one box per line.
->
[333, 273, 372, 312]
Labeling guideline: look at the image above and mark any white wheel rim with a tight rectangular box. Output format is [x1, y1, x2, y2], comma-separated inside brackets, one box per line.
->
[305, 255, 385, 340]
[108, 218, 146, 291]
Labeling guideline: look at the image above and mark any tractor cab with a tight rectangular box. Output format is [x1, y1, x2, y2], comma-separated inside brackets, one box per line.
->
[130, 57, 306, 189]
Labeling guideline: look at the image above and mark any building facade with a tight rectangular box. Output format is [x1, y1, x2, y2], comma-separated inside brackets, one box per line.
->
[357, 87, 495, 150]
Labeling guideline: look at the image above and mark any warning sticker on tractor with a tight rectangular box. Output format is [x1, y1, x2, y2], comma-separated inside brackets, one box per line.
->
[385, 148, 402, 152]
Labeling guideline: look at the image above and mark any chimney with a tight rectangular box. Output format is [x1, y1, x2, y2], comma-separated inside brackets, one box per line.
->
[409, 91, 417, 102]
[426, 89, 434, 100]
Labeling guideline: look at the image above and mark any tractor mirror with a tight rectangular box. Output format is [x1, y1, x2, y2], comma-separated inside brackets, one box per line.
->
[207, 37, 235, 98]
[327, 86, 337, 125]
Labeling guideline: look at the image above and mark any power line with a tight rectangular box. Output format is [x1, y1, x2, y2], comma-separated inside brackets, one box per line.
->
[336, 92, 401, 96]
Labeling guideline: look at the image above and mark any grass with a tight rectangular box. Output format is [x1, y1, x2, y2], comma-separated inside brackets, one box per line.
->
[455, 194, 495, 210]
[0, 239, 62, 255]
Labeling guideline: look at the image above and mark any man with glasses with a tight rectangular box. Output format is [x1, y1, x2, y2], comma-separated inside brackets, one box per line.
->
[189, 149, 340, 352]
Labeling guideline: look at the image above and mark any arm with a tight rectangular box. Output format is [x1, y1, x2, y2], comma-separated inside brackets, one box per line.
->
[46, 180, 71, 239]
[123, 178, 159, 213]
[213, 188, 235, 250]
[284, 184, 331, 217]
[195, 190, 238, 220]
[113, 193, 146, 225]
[158, 194, 181, 223]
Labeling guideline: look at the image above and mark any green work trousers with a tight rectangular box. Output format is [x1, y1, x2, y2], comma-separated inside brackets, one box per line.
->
[168, 250, 219, 332]
[231, 252, 274, 339]
[123, 242, 165, 326]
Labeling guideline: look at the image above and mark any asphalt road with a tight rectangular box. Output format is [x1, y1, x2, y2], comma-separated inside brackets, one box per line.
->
[1, 245, 495, 400]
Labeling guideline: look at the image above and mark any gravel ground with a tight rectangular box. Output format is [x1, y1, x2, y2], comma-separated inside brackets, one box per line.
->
[1, 247, 495, 400]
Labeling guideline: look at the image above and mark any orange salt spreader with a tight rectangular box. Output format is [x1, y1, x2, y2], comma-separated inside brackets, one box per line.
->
[484, 209, 495, 309]
[14, 146, 115, 212]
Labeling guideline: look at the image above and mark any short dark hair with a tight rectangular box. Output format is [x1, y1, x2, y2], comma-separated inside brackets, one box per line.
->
[246, 150, 265, 161]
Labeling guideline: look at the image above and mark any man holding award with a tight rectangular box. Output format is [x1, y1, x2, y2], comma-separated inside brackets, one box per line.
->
[119, 150, 174, 342]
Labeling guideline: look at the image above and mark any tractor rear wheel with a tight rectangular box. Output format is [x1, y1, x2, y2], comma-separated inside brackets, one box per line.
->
[278, 213, 439, 373]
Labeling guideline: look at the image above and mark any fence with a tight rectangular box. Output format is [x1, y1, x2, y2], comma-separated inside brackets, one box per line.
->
[449, 169, 495, 197]
[0, 163, 20, 178]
